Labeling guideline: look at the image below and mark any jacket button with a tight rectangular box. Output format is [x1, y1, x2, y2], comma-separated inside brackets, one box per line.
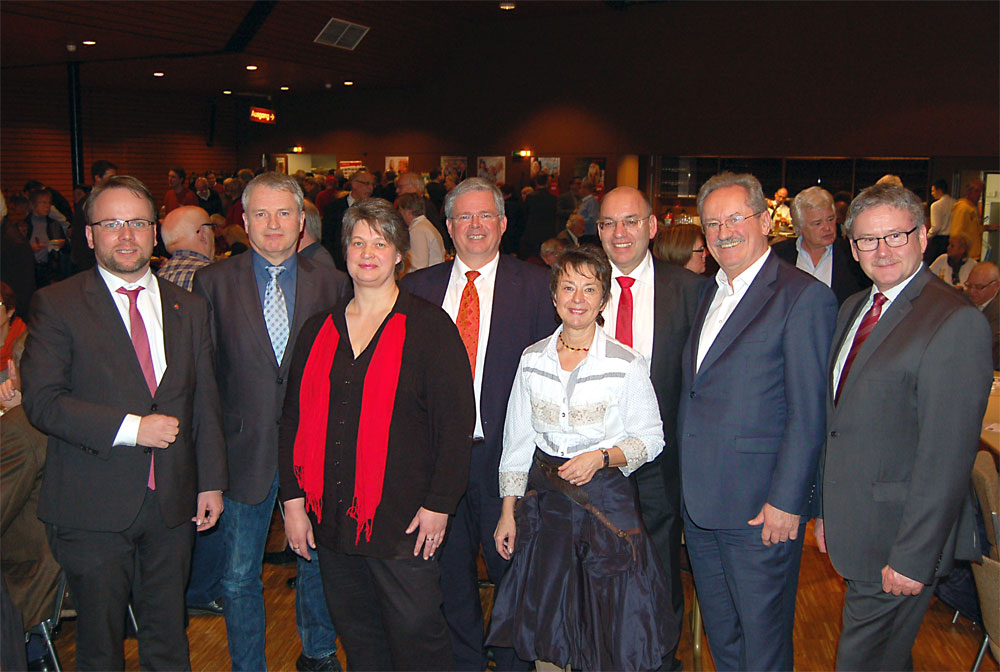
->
[830, 431, 839, 438]
[689, 391, 696, 398]
[150, 403, 157, 412]
[277, 377, 283, 384]
[144, 447, 152, 454]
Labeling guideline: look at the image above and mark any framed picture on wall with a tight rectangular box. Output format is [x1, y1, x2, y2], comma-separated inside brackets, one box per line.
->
[477, 156, 505, 185]
[441, 156, 468, 182]
[274, 155, 288, 174]
[385, 156, 409, 173]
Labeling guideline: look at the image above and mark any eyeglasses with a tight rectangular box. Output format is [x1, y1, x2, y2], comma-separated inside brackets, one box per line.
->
[852, 227, 917, 252]
[91, 219, 154, 231]
[966, 279, 998, 291]
[702, 211, 764, 233]
[451, 212, 499, 225]
[595, 216, 649, 231]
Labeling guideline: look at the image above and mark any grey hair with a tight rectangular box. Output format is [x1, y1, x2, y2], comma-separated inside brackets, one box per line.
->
[242, 171, 304, 214]
[342, 197, 411, 274]
[444, 177, 505, 221]
[696, 172, 767, 219]
[303, 200, 322, 241]
[790, 187, 835, 228]
[843, 184, 927, 239]
[396, 192, 425, 216]
[395, 172, 425, 194]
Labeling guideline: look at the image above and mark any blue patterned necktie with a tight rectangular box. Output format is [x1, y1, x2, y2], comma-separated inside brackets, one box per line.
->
[264, 265, 289, 363]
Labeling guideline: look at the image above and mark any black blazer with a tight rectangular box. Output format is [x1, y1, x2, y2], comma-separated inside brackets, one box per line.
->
[22, 268, 227, 531]
[771, 237, 870, 306]
[321, 196, 350, 270]
[401, 255, 556, 494]
[193, 252, 348, 505]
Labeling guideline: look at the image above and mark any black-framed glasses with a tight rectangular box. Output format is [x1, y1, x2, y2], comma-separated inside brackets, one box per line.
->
[595, 216, 649, 231]
[852, 227, 917, 252]
[702, 211, 764, 233]
[91, 218, 154, 231]
[967, 279, 998, 291]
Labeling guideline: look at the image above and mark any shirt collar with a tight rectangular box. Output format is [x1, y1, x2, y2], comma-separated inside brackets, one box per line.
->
[251, 249, 297, 274]
[453, 251, 500, 283]
[870, 263, 924, 304]
[169, 249, 211, 263]
[795, 237, 832, 259]
[97, 264, 156, 293]
[611, 250, 654, 284]
[715, 247, 771, 294]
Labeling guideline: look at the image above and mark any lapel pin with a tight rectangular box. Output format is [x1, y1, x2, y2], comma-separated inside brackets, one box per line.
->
[173, 303, 180, 310]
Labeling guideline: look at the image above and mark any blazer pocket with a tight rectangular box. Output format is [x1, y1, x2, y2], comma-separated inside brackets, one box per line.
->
[871, 480, 908, 502]
[733, 435, 781, 453]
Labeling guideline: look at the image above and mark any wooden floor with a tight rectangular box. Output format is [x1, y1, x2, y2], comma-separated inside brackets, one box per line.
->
[50, 517, 996, 671]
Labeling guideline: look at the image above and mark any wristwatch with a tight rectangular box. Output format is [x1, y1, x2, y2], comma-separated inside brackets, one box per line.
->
[600, 448, 610, 468]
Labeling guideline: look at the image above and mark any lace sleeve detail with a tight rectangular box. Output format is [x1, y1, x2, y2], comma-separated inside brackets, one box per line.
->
[617, 436, 649, 477]
[499, 472, 528, 498]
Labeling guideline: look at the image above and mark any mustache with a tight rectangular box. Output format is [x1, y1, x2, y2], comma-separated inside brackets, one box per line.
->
[713, 236, 746, 250]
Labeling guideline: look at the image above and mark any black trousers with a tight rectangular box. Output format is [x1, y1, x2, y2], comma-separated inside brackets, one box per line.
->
[46, 488, 193, 671]
[836, 577, 938, 671]
[317, 543, 452, 671]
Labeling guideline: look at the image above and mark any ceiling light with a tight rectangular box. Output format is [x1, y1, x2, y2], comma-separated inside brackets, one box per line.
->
[500, 2, 516, 9]
[153, 72, 164, 77]
[343, 80, 354, 86]
[280, 86, 290, 91]
[246, 65, 258, 71]
[223, 90, 232, 95]
[291, 146, 304, 154]
[82, 40, 97, 46]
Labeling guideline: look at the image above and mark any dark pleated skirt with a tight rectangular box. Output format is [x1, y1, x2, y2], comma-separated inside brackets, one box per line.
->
[487, 450, 678, 671]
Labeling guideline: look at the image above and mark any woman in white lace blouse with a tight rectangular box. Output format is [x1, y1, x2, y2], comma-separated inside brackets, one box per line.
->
[487, 245, 678, 672]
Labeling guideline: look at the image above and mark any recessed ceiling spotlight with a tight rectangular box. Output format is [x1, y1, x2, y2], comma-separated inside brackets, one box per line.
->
[280, 86, 290, 91]
[82, 40, 97, 46]
[246, 65, 258, 71]
[500, 2, 516, 9]
[153, 72, 165, 77]
[343, 80, 354, 86]
[324, 82, 333, 89]
[223, 90, 232, 95]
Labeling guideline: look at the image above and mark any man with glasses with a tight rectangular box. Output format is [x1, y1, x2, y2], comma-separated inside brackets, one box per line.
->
[159, 206, 215, 291]
[402, 177, 553, 671]
[966, 261, 999, 368]
[321, 170, 375, 270]
[817, 184, 992, 670]
[21, 176, 227, 669]
[678, 172, 837, 671]
[596, 185, 706, 670]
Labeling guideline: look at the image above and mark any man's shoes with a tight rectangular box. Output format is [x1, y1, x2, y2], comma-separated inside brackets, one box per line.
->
[263, 547, 298, 565]
[296, 652, 343, 671]
[187, 599, 224, 616]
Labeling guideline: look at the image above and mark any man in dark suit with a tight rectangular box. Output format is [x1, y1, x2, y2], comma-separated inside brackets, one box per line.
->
[967, 261, 999, 369]
[771, 185, 870, 305]
[21, 175, 228, 670]
[402, 177, 554, 671]
[678, 172, 837, 670]
[816, 184, 993, 671]
[193, 172, 348, 672]
[596, 185, 706, 670]
[520, 172, 559, 260]
[321, 169, 374, 270]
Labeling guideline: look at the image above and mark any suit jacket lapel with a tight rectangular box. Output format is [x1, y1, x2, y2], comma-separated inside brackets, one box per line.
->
[82, 268, 152, 398]
[234, 253, 277, 368]
[158, 281, 183, 394]
[484, 256, 518, 389]
[695, 254, 778, 376]
[828, 292, 867, 400]
[428, 260, 454, 306]
[651, 261, 670, 371]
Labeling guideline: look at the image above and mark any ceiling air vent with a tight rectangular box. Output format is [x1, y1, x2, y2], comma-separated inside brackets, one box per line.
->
[314, 17, 369, 51]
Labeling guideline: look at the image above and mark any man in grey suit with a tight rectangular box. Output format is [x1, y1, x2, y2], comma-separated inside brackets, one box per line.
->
[817, 183, 993, 671]
[193, 172, 348, 672]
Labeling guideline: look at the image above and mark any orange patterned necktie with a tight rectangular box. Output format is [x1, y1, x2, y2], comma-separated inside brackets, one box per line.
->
[457, 270, 481, 378]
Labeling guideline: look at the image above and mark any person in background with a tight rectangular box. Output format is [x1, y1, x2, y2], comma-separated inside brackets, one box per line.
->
[965, 261, 999, 368]
[27, 188, 70, 288]
[164, 167, 198, 215]
[194, 177, 224, 217]
[426, 168, 447, 214]
[925, 178, 955, 263]
[654, 223, 708, 275]
[767, 186, 792, 234]
[951, 179, 984, 260]
[323, 170, 375, 270]
[2, 197, 37, 316]
[556, 175, 582, 231]
[298, 201, 337, 268]
[521, 172, 559, 260]
[488, 246, 676, 671]
[158, 206, 215, 291]
[397, 192, 445, 274]
[577, 180, 600, 237]
[833, 191, 852, 238]
[1, 283, 28, 382]
[280, 198, 475, 670]
[397, 171, 448, 251]
[928, 233, 976, 287]
[537, 237, 568, 268]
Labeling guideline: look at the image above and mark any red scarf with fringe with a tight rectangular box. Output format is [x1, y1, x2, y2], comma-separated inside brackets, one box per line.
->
[293, 312, 407, 544]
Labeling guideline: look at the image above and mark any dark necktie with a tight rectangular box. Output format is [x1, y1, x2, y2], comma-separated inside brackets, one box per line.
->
[835, 293, 887, 405]
[615, 276, 635, 347]
[116, 286, 157, 489]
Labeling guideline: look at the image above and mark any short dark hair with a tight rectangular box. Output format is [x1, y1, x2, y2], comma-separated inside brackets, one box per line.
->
[429, 168, 441, 180]
[342, 198, 411, 274]
[534, 172, 550, 189]
[1, 281, 16, 315]
[549, 244, 612, 327]
[396, 192, 425, 216]
[84, 175, 157, 225]
[91, 160, 118, 180]
[833, 191, 852, 205]
[28, 188, 51, 205]
[932, 179, 949, 194]
[23, 180, 44, 193]
[170, 167, 187, 182]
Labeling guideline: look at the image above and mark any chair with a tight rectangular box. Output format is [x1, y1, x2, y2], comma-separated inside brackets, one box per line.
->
[25, 572, 68, 672]
[971, 451, 1000, 560]
[970, 554, 999, 671]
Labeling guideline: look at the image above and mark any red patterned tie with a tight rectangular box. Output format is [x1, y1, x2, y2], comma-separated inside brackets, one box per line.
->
[457, 270, 481, 378]
[835, 293, 887, 405]
[117, 286, 158, 489]
[615, 276, 635, 347]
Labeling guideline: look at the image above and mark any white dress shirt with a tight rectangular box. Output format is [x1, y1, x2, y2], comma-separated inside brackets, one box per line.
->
[832, 265, 922, 391]
[696, 248, 771, 372]
[442, 252, 500, 439]
[929, 194, 955, 237]
[499, 325, 664, 497]
[601, 251, 655, 359]
[97, 266, 167, 446]
[794, 238, 834, 288]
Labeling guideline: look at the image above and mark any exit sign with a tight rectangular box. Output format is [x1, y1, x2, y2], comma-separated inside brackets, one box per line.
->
[249, 107, 276, 124]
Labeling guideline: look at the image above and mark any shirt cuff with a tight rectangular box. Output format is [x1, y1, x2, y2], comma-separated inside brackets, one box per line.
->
[499, 472, 528, 498]
[617, 437, 649, 477]
[114, 413, 142, 447]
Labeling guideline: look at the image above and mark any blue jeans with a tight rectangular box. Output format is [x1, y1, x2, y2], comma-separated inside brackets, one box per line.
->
[221, 474, 338, 671]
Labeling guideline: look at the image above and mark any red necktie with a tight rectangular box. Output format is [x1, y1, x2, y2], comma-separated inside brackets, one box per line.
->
[457, 270, 481, 378]
[615, 276, 635, 347]
[835, 293, 887, 405]
[117, 286, 158, 489]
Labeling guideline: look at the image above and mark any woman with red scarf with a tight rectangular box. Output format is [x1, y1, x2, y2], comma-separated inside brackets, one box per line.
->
[0, 282, 27, 383]
[278, 198, 475, 671]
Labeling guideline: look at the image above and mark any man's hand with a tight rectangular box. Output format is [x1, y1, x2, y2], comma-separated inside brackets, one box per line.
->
[0, 358, 22, 409]
[192, 490, 223, 531]
[137, 414, 179, 448]
[881, 565, 924, 596]
[405, 507, 448, 560]
[748, 502, 801, 546]
[813, 518, 827, 553]
[283, 498, 316, 561]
